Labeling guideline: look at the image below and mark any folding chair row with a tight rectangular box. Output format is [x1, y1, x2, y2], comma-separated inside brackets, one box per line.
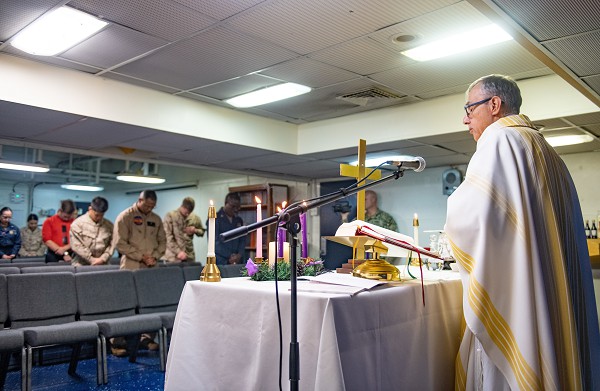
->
[2, 268, 180, 389]
[0, 274, 25, 391]
[5, 272, 100, 391]
[0, 264, 120, 275]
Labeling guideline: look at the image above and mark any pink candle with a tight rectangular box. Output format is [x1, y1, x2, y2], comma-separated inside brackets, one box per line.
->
[255, 196, 262, 258]
[300, 212, 307, 258]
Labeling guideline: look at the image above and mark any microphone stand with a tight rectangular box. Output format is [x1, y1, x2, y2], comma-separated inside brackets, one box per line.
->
[219, 168, 406, 391]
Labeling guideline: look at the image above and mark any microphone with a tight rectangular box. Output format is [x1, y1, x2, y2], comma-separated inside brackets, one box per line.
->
[386, 156, 426, 172]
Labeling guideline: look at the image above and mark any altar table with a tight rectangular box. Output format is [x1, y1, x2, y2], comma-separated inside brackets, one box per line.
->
[165, 270, 463, 391]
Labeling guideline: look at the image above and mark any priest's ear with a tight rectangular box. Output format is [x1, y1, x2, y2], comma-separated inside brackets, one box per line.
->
[490, 96, 503, 116]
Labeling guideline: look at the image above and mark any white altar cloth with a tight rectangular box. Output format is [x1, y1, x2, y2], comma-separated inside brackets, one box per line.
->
[165, 270, 462, 391]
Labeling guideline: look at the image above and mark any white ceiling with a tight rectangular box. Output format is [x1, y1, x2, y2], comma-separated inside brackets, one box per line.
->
[0, 0, 599, 182]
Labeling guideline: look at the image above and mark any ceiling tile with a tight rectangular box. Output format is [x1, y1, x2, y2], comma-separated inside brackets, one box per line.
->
[225, 0, 459, 54]
[543, 31, 600, 77]
[171, 0, 265, 21]
[31, 117, 156, 149]
[259, 57, 360, 88]
[308, 37, 414, 76]
[59, 24, 168, 69]
[492, 0, 600, 41]
[0, 101, 83, 139]
[70, 0, 217, 42]
[114, 26, 299, 90]
[369, 1, 491, 53]
[189, 74, 280, 100]
[370, 41, 548, 96]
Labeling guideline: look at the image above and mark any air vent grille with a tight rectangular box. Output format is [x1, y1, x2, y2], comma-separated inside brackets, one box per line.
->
[337, 87, 403, 106]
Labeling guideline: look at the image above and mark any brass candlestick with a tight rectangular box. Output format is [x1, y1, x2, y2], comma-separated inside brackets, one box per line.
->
[201, 204, 221, 282]
[254, 257, 264, 264]
[200, 256, 221, 282]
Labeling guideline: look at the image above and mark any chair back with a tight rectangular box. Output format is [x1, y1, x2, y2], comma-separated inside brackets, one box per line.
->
[75, 270, 137, 321]
[75, 265, 120, 273]
[7, 272, 78, 328]
[219, 264, 244, 278]
[133, 267, 185, 314]
[0, 267, 20, 275]
[20, 265, 76, 274]
[0, 274, 7, 327]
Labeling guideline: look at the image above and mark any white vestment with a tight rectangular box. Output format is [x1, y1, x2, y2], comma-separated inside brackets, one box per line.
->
[445, 115, 600, 390]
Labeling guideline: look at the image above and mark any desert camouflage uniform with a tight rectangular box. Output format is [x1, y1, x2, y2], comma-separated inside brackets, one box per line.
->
[163, 210, 205, 262]
[19, 226, 46, 257]
[70, 213, 114, 266]
[114, 203, 166, 270]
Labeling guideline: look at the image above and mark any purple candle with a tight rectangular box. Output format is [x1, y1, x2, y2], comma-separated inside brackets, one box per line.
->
[277, 226, 286, 258]
[300, 213, 308, 258]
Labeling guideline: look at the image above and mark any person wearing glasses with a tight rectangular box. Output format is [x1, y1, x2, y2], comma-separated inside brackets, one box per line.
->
[70, 196, 114, 266]
[0, 207, 21, 260]
[42, 200, 76, 263]
[445, 75, 599, 390]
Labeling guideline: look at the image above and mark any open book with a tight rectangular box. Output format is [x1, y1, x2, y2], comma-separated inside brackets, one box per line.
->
[334, 220, 443, 260]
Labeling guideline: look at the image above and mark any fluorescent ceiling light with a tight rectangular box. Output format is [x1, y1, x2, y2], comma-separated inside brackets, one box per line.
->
[401, 24, 512, 62]
[350, 155, 415, 167]
[225, 83, 312, 108]
[0, 160, 50, 173]
[11, 6, 108, 56]
[544, 134, 594, 147]
[116, 174, 166, 184]
[61, 183, 104, 192]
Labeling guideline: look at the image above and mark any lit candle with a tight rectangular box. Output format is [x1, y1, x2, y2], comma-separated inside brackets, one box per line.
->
[413, 213, 419, 247]
[207, 200, 216, 257]
[255, 196, 262, 258]
[300, 207, 307, 258]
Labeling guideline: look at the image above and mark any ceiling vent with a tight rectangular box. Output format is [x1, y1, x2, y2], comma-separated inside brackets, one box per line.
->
[337, 87, 403, 106]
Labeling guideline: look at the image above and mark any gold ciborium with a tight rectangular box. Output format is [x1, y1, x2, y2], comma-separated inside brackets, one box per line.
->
[325, 235, 400, 281]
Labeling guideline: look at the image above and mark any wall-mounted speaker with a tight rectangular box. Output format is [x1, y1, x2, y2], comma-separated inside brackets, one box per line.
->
[442, 168, 462, 196]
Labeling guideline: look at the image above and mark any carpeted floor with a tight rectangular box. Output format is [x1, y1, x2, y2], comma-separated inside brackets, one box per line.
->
[3, 350, 165, 391]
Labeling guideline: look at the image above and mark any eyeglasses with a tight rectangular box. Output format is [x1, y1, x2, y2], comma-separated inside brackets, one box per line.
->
[464, 97, 492, 117]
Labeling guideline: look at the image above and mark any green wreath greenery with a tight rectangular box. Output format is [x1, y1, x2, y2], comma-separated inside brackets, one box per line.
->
[241, 258, 324, 281]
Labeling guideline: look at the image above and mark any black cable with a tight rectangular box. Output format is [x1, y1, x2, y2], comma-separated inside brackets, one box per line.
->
[273, 163, 386, 389]
[275, 213, 284, 391]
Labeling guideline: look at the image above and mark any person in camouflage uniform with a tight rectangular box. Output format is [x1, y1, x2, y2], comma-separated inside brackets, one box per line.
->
[363, 190, 398, 231]
[70, 196, 114, 266]
[163, 197, 205, 263]
[19, 213, 46, 257]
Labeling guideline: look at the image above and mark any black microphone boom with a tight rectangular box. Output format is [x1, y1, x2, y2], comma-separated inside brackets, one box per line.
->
[387, 156, 426, 172]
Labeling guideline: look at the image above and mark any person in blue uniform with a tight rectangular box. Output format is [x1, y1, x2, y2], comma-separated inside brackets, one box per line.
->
[0, 207, 21, 260]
